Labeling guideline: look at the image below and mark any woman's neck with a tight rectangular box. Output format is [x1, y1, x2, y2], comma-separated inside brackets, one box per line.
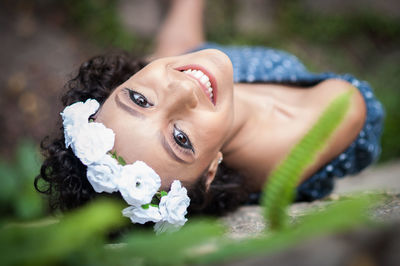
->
[222, 83, 305, 153]
[220, 82, 312, 190]
[221, 85, 257, 153]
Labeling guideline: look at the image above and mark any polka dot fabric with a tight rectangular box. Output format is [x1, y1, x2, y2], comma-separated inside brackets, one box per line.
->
[191, 43, 385, 202]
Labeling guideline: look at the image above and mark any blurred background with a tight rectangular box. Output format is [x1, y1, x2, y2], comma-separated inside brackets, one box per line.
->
[0, 0, 399, 219]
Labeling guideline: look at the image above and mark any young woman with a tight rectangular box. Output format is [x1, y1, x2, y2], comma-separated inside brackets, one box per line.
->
[35, 0, 384, 217]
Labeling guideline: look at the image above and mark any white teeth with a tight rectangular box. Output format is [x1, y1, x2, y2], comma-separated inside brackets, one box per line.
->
[194, 71, 203, 79]
[182, 68, 214, 102]
[200, 75, 209, 84]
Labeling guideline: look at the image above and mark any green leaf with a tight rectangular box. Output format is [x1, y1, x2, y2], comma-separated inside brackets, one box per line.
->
[110, 151, 117, 159]
[117, 156, 126, 166]
[118, 219, 225, 266]
[0, 161, 18, 203]
[160, 191, 168, 197]
[141, 204, 150, 209]
[0, 139, 45, 220]
[261, 91, 352, 230]
[15, 139, 41, 181]
[0, 199, 125, 265]
[14, 182, 44, 220]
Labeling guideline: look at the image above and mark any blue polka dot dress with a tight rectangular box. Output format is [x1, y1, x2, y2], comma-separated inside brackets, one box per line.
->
[191, 43, 385, 202]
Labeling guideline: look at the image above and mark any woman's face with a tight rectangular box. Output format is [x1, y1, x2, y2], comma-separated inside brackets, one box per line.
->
[95, 49, 235, 189]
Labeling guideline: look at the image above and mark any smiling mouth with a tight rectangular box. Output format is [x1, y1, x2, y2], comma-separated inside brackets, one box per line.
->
[176, 65, 217, 105]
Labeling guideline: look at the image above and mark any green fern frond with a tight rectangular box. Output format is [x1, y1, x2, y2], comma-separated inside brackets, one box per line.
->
[262, 90, 353, 230]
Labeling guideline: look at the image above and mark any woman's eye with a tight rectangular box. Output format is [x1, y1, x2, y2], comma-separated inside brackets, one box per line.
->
[128, 90, 153, 108]
[173, 127, 192, 150]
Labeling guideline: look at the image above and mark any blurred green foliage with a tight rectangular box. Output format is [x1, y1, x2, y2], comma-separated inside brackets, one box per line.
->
[0, 140, 46, 220]
[0, 200, 125, 266]
[56, 0, 151, 53]
[370, 62, 400, 162]
[277, 1, 400, 44]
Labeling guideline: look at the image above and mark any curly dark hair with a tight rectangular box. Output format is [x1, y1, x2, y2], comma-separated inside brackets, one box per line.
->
[34, 52, 249, 216]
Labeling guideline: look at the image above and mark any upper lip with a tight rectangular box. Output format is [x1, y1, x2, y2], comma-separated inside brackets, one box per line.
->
[175, 65, 217, 106]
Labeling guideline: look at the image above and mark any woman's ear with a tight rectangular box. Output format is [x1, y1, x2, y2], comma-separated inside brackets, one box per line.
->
[205, 151, 223, 191]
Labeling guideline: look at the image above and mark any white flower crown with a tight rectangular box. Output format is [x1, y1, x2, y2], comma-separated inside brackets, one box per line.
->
[61, 99, 190, 234]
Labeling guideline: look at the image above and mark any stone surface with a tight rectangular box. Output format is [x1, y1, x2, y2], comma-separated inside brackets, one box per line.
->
[333, 160, 400, 194]
[220, 206, 265, 239]
[221, 161, 400, 238]
[220, 161, 400, 264]
[222, 223, 400, 266]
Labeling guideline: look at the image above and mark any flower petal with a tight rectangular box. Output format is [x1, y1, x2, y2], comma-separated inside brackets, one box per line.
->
[86, 154, 121, 193]
[123, 205, 162, 224]
[118, 161, 161, 206]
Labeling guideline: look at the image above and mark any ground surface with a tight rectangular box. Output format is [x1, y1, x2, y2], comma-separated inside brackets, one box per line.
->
[220, 160, 400, 265]
[222, 160, 400, 238]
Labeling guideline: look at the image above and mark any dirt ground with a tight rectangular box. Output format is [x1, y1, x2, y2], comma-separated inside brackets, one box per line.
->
[0, 3, 100, 156]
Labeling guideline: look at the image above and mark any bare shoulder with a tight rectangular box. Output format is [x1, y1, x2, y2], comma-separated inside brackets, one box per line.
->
[316, 78, 366, 127]
[300, 78, 367, 182]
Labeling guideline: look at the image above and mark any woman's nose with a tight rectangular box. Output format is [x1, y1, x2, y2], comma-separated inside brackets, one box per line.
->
[167, 79, 199, 111]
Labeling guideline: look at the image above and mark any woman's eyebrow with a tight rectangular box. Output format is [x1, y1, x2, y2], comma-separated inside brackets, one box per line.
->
[115, 93, 145, 119]
[159, 132, 188, 164]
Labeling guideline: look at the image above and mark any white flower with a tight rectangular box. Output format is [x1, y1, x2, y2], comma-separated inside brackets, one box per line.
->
[64, 123, 79, 148]
[122, 205, 162, 224]
[158, 180, 190, 227]
[61, 99, 99, 128]
[154, 220, 182, 234]
[61, 99, 100, 148]
[71, 122, 115, 165]
[86, 154, 121, 193]
[118, 161, 161, 206]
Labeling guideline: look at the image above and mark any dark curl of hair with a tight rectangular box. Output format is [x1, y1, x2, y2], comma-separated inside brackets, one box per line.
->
[34, 52, 249, 215]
